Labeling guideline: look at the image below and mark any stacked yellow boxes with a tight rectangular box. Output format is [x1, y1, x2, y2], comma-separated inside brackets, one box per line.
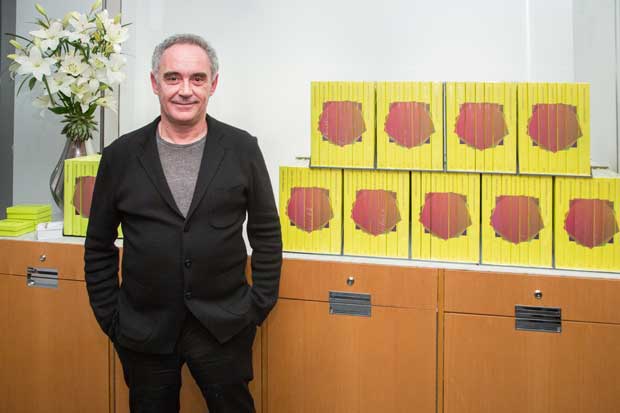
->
[343, 170, 409, 258]
[481, 175, 553, 267]
[311, 82, 375, 168]
[518, 83, 590, 176]
[446, 82, 517, 173]
[280, 167, 342, 254]
[555, 171, 620, 271]
[376, 82, 443, 170]
[411, 172, 480, 263]
[64, 155, 122, 237]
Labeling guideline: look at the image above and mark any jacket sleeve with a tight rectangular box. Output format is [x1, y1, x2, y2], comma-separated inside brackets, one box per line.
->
[84, 148, 121, 339]
[246, 137, 283, 325]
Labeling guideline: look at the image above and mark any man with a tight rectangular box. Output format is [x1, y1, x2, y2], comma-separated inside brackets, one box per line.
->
[84, 33, 282, 413]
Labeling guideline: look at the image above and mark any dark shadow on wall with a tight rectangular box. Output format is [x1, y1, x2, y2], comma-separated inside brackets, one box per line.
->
[0, 0, 16, 218]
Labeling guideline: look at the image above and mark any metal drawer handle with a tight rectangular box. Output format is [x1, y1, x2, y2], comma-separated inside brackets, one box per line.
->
[346, 276, 355, 286]
[534, 290, 543, 300]
[39, 254, 47, 262]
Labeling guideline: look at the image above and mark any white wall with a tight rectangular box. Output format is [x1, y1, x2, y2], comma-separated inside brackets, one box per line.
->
[13, 0, 620, 212]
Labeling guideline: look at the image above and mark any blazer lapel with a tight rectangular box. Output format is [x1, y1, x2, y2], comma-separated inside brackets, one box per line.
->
[136, 118, 184, 218]
[185, 115, 226, 222]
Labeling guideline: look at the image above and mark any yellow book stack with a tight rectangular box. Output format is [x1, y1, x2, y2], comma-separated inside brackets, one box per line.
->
[481, 175, 553, 267]
[376, 82, 443, 170]
[518, 83, 590, 176]
[555, 170, 620, 271]
[311, 81, 375, 169]
[446, 82, 517, 173]
[343, 170, 409, 258]
[279, 167, 342, 254]
[411, 172, 480, 263]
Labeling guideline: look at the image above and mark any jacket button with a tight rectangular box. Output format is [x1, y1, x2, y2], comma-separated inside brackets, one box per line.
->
[184, 259, 192, 268]
[185, 291, 192, 299]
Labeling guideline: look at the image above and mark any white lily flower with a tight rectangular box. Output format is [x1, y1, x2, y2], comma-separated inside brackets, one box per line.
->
[14, 46, 56, 81]
[87, 78, 100, 94]
[104, 23, 129, 53]
[48, 72, 75, 95]
[106, 53, 126, 84]
[33, 93, 52, 116]
[29, 21, 68, 51]
[69, 81, 88, 100]
[59, 51, 89, 76]
[67, 12, 95, 42]
[96, 93, 118, 113]
[96, 10, 113, 31]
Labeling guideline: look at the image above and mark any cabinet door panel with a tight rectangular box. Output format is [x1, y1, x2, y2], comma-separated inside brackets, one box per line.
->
[444, 313, 620, 413]
[267, 299, 436, 413]
[3, 274, 109, 413]
[114, 328, 262, 413]
[0, 240, 86, 281]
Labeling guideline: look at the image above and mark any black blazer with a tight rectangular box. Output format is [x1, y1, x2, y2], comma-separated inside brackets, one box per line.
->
[84, 114, 282, 354]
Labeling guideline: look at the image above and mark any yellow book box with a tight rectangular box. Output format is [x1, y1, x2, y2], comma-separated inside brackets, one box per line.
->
[446, 82, 517, 173]
[411, 172, 480, 263]
[343, 170, 409, 258]
[518, 82, 590, 176]
[279, 166, 342, 254]
[311, 81, 375, 168]
[376, 82, 443, 170]
[481, 174, 553, 268]
[555, 171, 620, 271]
[64, 155, 122, 238]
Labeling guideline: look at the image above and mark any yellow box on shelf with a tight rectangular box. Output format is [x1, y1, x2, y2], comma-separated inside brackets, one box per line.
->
[555, 170, 620, 272]
[411, 172, 480, 263]
[279, 166, 342, 255]
[518, 82, 590, 176]
[310, 81, 375, 168]
[376, 82, 443, 170]
[481, 174, 553, 268]
[343, 170, 409, 258]
[6, 203, 52, 225]
[445, 82, 517, 173]
[64, 155, 123, 238]
[0, 219, 36, 237]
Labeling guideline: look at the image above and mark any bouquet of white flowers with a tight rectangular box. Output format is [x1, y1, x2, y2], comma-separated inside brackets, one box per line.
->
[6, 0, 129, 142]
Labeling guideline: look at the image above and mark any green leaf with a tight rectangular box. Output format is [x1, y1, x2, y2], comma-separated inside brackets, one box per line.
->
[49, 107, 70, 115]
[16, 75, 31, 96]
[4, 33, 34, 46]
[85, 104, 97, 117]
[28, 77, 36, 90]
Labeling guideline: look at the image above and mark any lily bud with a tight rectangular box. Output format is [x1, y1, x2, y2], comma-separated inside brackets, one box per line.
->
[9, 40, 22, 50]
[7, 53, 17, 60]
[114, 14, 121, 24]
[90, 0, 102, 13]
[35, 3, 47, 17]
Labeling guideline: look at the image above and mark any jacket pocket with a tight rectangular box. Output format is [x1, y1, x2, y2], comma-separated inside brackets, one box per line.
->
[117, 277, 154, 343]
[209, 184, 246, 228]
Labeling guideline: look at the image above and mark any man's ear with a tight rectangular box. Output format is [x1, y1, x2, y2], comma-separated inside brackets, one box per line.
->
[150, 72, 159, 95]
[210, 73, 219, 96]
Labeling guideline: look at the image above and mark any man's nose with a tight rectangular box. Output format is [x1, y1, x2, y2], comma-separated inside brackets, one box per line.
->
[179, 79, 192, 96]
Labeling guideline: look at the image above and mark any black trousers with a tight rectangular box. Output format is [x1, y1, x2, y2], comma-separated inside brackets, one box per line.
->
[115, 311, 256, 413]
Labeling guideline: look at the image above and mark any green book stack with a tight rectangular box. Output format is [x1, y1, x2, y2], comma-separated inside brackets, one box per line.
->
[0, 219, 36, 237]
[6, 204, 52, 225]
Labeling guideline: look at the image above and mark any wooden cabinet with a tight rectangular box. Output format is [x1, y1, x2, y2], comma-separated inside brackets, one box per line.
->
[0, 240, 110, 413]
[266, 259, 438, 413]
[443, 270, 620, 413]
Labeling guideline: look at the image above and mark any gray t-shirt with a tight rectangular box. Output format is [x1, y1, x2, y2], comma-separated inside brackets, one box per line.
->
[156, 128, 206, 217]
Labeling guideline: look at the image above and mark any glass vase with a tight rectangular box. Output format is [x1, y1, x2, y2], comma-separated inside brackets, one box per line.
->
[49, 137, 91, 209]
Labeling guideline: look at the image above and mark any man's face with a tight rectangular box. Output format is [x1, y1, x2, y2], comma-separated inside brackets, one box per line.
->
[150, 43, 218, 126]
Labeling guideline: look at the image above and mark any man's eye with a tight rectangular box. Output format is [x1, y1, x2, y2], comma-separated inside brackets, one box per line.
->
[166, 75, 179, 82]
[193, 76, 206, 83]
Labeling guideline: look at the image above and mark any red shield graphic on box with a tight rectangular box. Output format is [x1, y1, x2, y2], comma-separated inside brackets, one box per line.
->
[528, 103, 582, 153]
[454, 102, 508, 150]
[73, 176, 96, 218]
[318, 101, 366, 146]
[419, 192, 471, 240]
[384, 101, 435, 148]
[286, 187, 333, 233]
[491, 195, 544, 244]
[564, 198, 619, 248]
[351, 189, 401, 236]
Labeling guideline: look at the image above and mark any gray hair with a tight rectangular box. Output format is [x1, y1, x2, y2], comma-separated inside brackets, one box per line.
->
[151, 33, 219, 77]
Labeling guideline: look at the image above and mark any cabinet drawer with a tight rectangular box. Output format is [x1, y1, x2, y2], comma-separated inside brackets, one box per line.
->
[445, 269, 620, 324]
[280, 259, 438, 309]
[0, 240, 86, 281]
